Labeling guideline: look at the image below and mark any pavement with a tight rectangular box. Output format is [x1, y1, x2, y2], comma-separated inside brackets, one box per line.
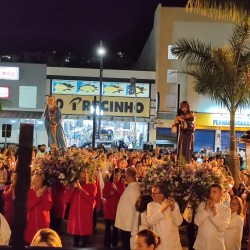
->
[60, 215, 248, 250]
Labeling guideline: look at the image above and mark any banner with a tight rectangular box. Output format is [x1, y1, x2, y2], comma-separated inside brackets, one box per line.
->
[52, 80, 150, 97]
[54, 94, 150, 117]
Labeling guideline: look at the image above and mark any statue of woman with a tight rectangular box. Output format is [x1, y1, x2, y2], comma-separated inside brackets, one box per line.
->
[43, 95, 67, 151]
[172, 101, 195, 162]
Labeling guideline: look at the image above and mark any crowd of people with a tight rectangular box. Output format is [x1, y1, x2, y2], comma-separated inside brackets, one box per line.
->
[0, 143, 249, 250]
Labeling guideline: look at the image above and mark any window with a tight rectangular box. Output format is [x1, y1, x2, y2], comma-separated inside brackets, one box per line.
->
[167, 69, 177, 83]
[168, 45, 178, 60]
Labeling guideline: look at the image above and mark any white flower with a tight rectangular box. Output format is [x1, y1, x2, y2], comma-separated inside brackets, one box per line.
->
[58, 173, 65, 179]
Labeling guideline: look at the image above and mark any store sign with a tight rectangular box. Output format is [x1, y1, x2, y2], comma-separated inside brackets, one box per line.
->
[212, 114, 250, 127]
[54, 94, 150, 117]
[0, 67, 19, 80]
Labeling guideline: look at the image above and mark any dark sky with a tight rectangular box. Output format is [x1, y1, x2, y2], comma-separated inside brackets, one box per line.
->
[0, 0, 187, 63]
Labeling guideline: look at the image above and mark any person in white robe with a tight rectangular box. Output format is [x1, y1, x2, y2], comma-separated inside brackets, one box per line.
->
[224, 196, 244, 250]
[115, 167, 141, 250]
[0, 213, 11, 245]
[194, 184, 231, 250]
[130, 194, 152, 250]
[147, 183, 183, 250]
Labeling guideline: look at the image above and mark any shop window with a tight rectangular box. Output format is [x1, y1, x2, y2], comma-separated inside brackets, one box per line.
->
[167, 69, 177, 83]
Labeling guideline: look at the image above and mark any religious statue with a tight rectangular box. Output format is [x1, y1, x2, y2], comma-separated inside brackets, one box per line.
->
[43, 95, 67, 151]
[172, 101, 195, 162]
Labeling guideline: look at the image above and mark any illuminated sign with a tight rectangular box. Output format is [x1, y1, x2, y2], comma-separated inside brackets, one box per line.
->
[54, 94, 150, 117]
[52, 80, 150, 97]
[0, 67, 19, 80]
[0, 87, 9, 98]
[212, 114, 250, 127]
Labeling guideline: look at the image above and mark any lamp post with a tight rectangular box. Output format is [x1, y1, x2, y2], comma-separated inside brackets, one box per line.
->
[91, 96, 97, 148]
[97, 41, 105, 139]
[129, 77, 137, 149]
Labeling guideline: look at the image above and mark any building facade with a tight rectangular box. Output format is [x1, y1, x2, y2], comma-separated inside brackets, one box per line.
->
[136, 6, 248, 151]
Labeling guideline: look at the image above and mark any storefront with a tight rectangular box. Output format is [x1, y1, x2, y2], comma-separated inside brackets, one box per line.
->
[47, 70, 156, 148]
[0, 63, 47, 146]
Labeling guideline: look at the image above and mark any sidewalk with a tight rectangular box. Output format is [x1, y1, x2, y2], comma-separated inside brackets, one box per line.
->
[60, 215, 248, 249]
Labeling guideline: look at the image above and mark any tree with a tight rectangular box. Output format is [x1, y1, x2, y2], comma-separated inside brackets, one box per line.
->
[186, 0, 250, 25]
[171, 24, 250, 187]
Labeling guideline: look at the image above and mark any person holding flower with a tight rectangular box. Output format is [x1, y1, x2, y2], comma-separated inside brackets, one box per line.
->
[64, 169, 97, 248]
[147, 183, 183, 250]
[24, 174, 52, 244]
[193, 184, 231, 250]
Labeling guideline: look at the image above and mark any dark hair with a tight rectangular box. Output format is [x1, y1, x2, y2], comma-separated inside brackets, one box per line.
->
[135, 194, 153, 213]
[209, 183, 222, 192]
[109, 168, 121, 182]
[152, 183, 167, 197]
[136, 229, 161, 248]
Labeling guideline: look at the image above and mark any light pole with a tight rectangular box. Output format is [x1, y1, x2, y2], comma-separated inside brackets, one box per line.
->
[91, 96, 97, 148]
[97, 41, 105, 139]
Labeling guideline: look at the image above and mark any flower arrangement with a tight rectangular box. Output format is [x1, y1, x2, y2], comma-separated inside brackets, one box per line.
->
[140, 160, 230, 211]
[32, 149, 99, 186]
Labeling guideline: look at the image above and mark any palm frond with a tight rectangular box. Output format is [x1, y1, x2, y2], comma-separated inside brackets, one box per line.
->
[186, 0, 250, 25]
[171, 38, 212, 67]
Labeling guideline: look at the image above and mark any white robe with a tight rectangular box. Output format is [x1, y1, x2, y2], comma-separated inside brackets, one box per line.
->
[224, 212, 244, 250]
[130, 211, 151, 250]
[147, 200, 183, 250]
[115, 181, 141, 231]
[0, 213, 11, 245]
[193, 202, 231, 250]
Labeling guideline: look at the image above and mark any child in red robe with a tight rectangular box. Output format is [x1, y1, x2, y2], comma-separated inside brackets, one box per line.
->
[64, 170, 97, 248]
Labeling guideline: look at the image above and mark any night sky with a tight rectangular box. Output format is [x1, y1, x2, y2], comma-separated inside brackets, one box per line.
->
[0, 0, 187, 64]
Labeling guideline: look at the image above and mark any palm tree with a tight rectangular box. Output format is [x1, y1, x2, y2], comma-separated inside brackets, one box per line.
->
[186, 0, 250, 25]
[171, 24, 250, 187]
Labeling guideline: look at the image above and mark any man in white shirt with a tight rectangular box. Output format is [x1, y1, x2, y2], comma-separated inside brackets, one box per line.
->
[194, 184, 231, 250]
[147, 183, 183, 250]
[115, 167, 141, 249]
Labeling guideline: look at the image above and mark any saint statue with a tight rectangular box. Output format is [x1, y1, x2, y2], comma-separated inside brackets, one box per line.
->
[172, 101, 195, 162]
[43, 95, 67, 151]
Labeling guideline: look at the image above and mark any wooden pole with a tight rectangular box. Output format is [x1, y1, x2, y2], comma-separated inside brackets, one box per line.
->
[12, 123, 33, 250]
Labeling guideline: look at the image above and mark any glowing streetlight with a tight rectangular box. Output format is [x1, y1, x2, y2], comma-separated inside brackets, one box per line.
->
[97, 41, 105, 139]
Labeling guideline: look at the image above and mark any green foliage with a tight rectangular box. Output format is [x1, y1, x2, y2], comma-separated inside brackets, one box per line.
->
[0, 99, 12, 111]
[186, 0, 250, 25]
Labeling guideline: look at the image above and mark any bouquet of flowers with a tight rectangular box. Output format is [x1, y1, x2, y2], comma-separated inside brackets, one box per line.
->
[32, 149, 99, 186]
[140, 160, 229, 212]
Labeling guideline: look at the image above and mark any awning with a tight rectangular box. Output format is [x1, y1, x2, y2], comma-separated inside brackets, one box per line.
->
[0, 111, 43, 119]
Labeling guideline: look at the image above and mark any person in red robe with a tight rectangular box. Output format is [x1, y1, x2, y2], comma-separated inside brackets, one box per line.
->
[64, 169, 97, 248]
[103, 168, 125, 248]
[3, 173, 17, 229]
[24, 174, 52, 244]
[50, 182, 66, 235]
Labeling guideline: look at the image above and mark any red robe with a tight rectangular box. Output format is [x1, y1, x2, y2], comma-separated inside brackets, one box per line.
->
[103, 181, 125, 220]
[64, 182, 97, 236]
[51, 183, 66, 219]
[24, 188, 52, 244]
[3, 185, 14, 228]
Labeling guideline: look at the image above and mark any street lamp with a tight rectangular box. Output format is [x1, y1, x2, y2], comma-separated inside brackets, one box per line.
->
[97, 40, 105, 139]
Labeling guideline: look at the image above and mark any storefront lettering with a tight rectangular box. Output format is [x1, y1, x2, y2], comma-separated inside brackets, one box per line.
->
[213, 119, 250, 126]
[58, 97, 144, 113]
[0, 66, 19, 80]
